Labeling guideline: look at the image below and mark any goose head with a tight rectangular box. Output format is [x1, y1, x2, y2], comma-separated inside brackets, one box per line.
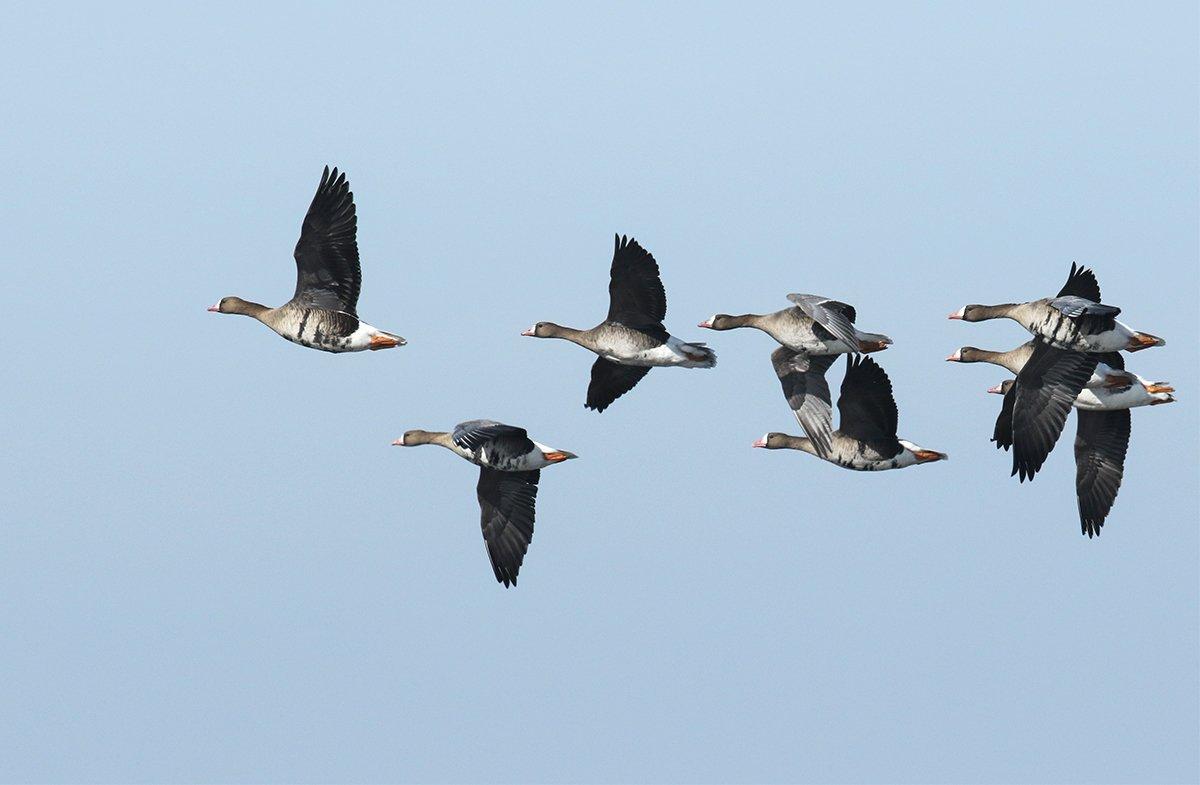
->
[698, 314, 740, 330]
[947, 346, 986, 362]
[522, 321, 565, 338]
[948, 305, 989, 322]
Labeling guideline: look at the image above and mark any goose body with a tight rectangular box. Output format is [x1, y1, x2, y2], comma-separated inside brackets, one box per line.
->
[755, 355, 946, 471]
[393, 420, 577, 587]
[949, 263, 1163, 353]
[524, 235, 715, 412]
[208, 166, 405, 353]
[990, 376, 1175, 411]
[699, 295, 891, 354]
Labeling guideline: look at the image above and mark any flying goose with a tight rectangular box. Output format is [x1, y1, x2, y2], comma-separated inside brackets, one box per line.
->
[209, 166, 405, 353]
[948, 263, 1163, 353]
[947, 341, 1129, 390]
[393, 420, 577, 587]
[753, 355, 947, 471]
[989, 369, 1174, 537]
[698, 294, 891, 354]
[523, 235, 715, 412]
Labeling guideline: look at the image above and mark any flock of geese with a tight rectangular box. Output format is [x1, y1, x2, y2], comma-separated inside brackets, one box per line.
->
[209, 167, 1175, 587]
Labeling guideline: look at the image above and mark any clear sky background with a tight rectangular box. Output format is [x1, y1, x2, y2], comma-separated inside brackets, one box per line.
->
[1, 3, 1196, 783]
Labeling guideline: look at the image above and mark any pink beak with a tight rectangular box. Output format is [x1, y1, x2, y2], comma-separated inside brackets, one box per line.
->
[947, 309, 964, 320]
[987, 384, 1004, 394]
[946, 350, 961, 361]
[207, 303, 220, 312]
[698, 320, 712, 329]
[521, 328, 534, 337]
[752, 437, 767, 448]
[391, 438, 405, 446]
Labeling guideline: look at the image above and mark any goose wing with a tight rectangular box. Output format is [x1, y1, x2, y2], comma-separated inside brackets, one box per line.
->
[585, 358, 651, 413]
[836, 355, 901, 458]
[771, 347, 836, 456]
[992, 383, 1017, 451]
[476, 468, 540, 587]
[1056, 262, 1103, 303]
[1010, 342, 1098, 481]
[292, 166, 362, 316]
[787, 294, 859, 351]
[452, 421, 536, 459]
[606, 234, 666, 328]
[1074, 409, 1131, 538]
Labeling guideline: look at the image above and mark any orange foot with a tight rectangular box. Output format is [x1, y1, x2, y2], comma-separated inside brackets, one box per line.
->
[1145, 382, 1174, 394]
[859, 340, 889, 353]
[369, 334, 403, 350]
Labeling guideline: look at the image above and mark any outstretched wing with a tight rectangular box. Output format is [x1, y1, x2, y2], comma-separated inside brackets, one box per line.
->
[292, 166, 362, 315]
[452, 420, 535, 459]
[771, 348, 836, 456]
[1010, 342, 1098, 481]
[836, 355, 901, 458]
[787, 294, 860, 351]
[1074, 409, 1131, 538]
[1056, 262, 1102, 303]
[607, 234, 667, 327]
[476, 468, 540, 587]
[585, 358, 651, 412]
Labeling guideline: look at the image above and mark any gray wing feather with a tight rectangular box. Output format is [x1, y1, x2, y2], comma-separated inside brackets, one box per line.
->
[1048, 296, 1121, 320]
[787, 294, 860, 351]
[771, 348, 836, 456]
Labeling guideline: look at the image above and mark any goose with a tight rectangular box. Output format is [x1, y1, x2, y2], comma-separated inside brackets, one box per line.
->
[988, 375, 1175, 411]
[948, 263, 1163, 353]
[392, 420, 577, 587]
[698, 294, 892, 354]
[208, 166, 405, 353]
[947, 341, 1131, 390]
[989, 375, 1174, 537]
[753, 355, 947, 471]
[523, 234, 715, 412]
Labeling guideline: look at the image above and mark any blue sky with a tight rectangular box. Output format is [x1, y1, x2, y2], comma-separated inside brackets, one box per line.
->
[1, 2, 1196, 782]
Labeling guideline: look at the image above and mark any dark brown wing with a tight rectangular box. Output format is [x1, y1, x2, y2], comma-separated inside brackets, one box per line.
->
[1074, 410, 1131, 538]
[606, 234, 666, 327]
[476, 468, 540, 587]
[292, 166, 362, 315]
[836, 355, 901, 458]
[991, 382, 1017, 451]
[1011, 342, 1098, 482]
[585, 358, 652, 413]
[1056, 262, 1102, 304]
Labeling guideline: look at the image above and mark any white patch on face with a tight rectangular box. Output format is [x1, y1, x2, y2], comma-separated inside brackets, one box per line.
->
[951, 306, 966, 318]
